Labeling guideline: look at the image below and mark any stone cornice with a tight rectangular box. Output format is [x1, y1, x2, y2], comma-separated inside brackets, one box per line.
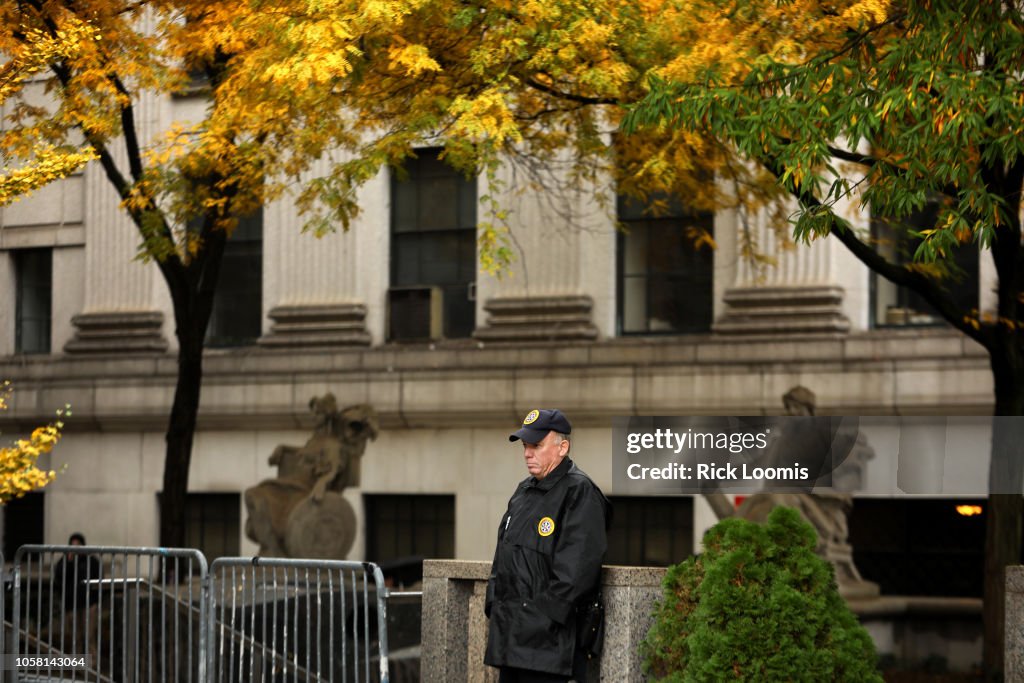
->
[0, 328, 992, 432]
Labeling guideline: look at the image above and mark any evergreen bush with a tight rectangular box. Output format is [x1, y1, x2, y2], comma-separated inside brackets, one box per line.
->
[642, 506, 883, 682]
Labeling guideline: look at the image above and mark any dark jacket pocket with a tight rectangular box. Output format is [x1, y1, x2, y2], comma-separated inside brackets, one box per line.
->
[510, 599, 558, 651]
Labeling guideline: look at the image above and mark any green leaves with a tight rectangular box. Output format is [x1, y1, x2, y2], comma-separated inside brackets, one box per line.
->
[623, 0, 1024, 340]
[642, 507, 882, 682]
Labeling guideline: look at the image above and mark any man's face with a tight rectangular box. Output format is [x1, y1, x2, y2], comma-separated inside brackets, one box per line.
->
[522, 431, 568, 480]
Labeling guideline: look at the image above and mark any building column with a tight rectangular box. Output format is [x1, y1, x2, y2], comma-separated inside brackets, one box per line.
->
[713, 206, 852, 335]
[258, 159, 377, 348]
[64, 86, 170, 355]
[473, 164, 611, 343]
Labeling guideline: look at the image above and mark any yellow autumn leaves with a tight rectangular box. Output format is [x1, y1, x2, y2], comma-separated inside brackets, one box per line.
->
[0, 17, 99, 207]
[657, 0, 896, 86]
[0, 382, 66, 505]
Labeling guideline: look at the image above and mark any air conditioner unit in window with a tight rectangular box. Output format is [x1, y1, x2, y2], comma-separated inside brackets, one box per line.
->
[388, 286, 444, 341]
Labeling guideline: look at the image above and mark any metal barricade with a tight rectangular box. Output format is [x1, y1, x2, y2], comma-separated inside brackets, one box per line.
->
[381, 591, 420, 683]
[208, 558, 389, 683]
[6, 547, 394, 683]
[10, 545, 208, 683]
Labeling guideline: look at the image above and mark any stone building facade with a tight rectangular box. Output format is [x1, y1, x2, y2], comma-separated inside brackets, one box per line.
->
[0, 93, 995, 601]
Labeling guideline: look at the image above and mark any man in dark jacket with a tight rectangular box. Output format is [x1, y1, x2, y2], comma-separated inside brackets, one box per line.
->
[485, 409, 611, 682]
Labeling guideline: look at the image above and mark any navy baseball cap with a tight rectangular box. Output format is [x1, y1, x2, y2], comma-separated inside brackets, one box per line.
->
[509, 409, 572, 443]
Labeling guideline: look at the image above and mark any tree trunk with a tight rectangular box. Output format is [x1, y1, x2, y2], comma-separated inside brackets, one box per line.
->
[158, 327, 205, 549]
[982, 335, 1024, 681]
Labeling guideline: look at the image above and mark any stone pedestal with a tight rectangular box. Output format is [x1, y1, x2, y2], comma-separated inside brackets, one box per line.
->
[714, 286, 851, 335]
[64, 311, 168, 354]
[258, 304, 371, 348]
[474, 296, 599, 343]
[825, 540, 880, 600]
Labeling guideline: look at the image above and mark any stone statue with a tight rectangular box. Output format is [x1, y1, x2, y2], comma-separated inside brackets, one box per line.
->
[244, 394, 379, 559]
[733, 386, 879, 598]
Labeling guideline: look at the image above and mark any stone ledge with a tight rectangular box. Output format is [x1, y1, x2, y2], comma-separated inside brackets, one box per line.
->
[0, 328, 994, 429]
[422, 560, 668, 588]
[0, 223, 85, 249]
[848, 595, 982, 618]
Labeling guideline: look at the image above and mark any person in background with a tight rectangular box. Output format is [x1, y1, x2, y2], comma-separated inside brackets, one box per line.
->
[52, 532, 101, 610]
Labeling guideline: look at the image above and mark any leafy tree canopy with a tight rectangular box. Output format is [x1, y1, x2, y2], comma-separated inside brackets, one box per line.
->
[625, 0, 1024, 345]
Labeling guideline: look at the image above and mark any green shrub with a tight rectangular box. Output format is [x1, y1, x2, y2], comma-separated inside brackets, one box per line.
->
[642, 506, 883, 682]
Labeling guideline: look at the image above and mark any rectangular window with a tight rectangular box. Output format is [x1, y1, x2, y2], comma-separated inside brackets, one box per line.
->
[364, 494, 455, 563]
[390, 149, 477, 340]
[871, 199, 979, 327]
[606, 496, 694, 567]
[15, 248, 52, 354]
[617, 197, 713, 334]
[849, 498, 988, 597]
[183, 492, 241, 561]
[207, 211, 263, 347]
[3, 491, 45, 558]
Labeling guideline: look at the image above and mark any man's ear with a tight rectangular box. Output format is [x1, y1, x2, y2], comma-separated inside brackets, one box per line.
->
[559, 439, 570, 457]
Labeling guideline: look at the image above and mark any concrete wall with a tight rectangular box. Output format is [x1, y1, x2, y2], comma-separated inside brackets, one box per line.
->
[1007, 566, 1024, 680]
[420, 560, 665, 682]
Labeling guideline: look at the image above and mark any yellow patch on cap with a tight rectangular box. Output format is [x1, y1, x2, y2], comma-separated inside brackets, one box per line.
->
[523, 409, 540, 425]
[538, 516, 555, 537]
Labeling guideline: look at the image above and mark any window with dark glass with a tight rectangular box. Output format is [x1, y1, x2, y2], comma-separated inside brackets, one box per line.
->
[872, 199, 979, 327]
[15, 248, 52, 354]
[606, 496, 694, 566]
[364, 494, 455, 563]
[183, 492, 240, 561]
[390, 149, 477, 340]
[3, 491, 44, 558]
[617, 197, 714, 334]
[207, 211, 263, 347]
[849, 498, 988, 597]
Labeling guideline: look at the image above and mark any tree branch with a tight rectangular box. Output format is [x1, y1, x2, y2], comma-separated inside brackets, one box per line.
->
[523, 76, 618, 106]
[762, 157, 992, 349]
[109, 73, 145, 183]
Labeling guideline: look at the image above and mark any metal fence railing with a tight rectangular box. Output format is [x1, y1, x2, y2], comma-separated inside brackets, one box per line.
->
[10, 545, 209, 683]
[208, 558, 390, 683]
[5, 547, 392, 683]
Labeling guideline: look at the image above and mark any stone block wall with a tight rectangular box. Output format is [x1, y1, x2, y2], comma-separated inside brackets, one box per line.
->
[420, 560, 665, 682]
[1007, 566, 1024, 680]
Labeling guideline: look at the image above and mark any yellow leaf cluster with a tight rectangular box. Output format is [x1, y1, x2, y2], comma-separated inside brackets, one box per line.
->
[0, 15, 100, 205]
[0, 146, 97, 207]
[0, 382, 66, 505]
[658, 0, 897, 85]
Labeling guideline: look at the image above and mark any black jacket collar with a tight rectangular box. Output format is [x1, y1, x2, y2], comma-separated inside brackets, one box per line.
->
[526, 456, 573, 491]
